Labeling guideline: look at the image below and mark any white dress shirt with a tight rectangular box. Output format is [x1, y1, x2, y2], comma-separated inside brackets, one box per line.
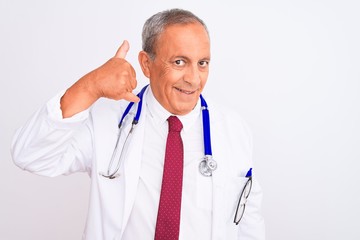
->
[122, 87, 212, 239]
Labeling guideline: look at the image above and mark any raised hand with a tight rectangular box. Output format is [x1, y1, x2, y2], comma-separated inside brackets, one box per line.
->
[94, 40, 139, 102]
[60, 40, 140, 118]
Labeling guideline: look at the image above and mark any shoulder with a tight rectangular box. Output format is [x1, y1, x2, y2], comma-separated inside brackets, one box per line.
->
[90, 86, 148, 118]
[92, 97, 128, 113]
[205, 97, 252, 141]
[89, 98, 130, 128]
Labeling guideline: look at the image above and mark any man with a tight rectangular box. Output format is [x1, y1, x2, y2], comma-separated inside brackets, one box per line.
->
[12, 8, 265, 240]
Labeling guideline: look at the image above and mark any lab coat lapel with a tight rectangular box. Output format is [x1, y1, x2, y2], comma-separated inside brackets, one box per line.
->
[117, 93, 229, 239]
[119, 97, 148, 237]
[211, 163, 227, 239]
[211, 120, 228, 240]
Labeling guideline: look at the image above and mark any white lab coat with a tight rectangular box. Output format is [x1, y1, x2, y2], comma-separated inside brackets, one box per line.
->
[11, 88, 265, 240]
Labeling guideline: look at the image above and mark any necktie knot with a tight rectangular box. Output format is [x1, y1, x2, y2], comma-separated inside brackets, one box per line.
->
[168, 116, 183, 132]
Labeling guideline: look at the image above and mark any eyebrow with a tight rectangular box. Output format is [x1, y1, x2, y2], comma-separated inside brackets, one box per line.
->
[174, 55, 211, 61]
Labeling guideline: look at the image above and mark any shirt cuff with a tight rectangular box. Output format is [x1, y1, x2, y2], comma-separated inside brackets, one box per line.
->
[46, 90, 90, 123]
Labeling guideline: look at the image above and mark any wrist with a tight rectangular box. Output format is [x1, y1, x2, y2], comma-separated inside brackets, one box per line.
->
[80, 70, 103, 100]
[60, 72, 100, 118]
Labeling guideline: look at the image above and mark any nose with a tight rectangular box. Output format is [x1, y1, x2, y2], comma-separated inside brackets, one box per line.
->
[184, 64, 201, 86]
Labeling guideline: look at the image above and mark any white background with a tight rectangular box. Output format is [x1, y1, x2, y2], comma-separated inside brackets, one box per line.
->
[1, 0, 359, 239]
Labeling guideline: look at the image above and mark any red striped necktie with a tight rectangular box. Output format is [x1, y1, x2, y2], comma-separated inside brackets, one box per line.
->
[154, 116, 184, 240]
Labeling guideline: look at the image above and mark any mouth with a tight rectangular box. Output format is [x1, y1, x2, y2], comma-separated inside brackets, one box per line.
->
[174, 87, 197, 95]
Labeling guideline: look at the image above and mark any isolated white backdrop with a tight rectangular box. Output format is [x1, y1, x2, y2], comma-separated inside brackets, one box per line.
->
[1, 0, 359, 239]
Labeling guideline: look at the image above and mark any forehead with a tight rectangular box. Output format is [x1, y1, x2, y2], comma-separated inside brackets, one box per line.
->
[155, 23, 210, 58]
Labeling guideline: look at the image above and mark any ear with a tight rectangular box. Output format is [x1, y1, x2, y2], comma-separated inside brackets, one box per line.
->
[138, 51, 151, 78]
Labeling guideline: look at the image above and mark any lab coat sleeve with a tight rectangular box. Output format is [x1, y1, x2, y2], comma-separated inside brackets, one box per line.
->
[11, 91, 93, 177]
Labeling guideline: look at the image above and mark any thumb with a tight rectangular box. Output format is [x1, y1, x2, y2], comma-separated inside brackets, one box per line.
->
[114, 40, 130, 59]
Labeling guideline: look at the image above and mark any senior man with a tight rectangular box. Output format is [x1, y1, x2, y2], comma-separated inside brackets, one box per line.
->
[12, 8, 265, 240]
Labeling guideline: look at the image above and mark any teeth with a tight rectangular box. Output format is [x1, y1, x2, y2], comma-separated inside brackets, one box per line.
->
[175, 87, 195, 94]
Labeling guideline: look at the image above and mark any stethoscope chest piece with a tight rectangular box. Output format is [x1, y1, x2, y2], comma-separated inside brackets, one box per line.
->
[199, 155, 217, 177]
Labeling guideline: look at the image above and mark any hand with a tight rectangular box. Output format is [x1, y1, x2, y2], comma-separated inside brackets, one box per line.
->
[89, 40, 140, 102]
[60, 40, 140, 118]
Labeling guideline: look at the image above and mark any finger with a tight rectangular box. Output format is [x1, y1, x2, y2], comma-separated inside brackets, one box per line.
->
[114, 40, 130, 59]
[129, 75, 137, 89]
[123, 92, 140, 103]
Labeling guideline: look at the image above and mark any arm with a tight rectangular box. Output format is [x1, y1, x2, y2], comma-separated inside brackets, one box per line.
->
[11, 93, 94, 176]
[11, 41, 139, 176]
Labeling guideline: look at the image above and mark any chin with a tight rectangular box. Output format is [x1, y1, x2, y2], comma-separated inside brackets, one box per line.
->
[172, 104, 196, 115]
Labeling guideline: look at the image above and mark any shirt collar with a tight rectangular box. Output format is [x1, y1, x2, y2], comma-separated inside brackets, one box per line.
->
[145, 86, 201, 132]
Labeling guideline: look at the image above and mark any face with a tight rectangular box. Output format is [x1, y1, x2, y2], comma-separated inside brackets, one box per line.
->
[139, 22, 211, 115]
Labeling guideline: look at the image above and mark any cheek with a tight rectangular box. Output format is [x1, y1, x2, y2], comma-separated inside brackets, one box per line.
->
[200, 72, 209, 86]
[162, 70, 183, 87]
[157, 63, 172, 79]
[154, 70, 175, 90]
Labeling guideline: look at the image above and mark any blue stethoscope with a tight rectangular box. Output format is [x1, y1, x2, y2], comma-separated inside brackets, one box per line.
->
[100, 84, 217, 179]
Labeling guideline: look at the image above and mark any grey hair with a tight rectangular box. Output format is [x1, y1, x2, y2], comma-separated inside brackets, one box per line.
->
[142, 8, 209, 60]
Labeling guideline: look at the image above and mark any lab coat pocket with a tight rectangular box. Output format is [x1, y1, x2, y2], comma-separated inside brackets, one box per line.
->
[225, 176, 249, 222]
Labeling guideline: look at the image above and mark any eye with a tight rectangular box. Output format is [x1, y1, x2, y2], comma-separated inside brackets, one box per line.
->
[199, 60, 209, 68]
[174, 59, 185, 66]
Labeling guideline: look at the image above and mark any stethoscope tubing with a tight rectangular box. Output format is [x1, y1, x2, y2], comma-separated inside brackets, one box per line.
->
[101, 85, 251, 225]
[102, 84, 217, 178]
[200, 95, 212, 156]
[118, 85, 148, 128]
[101, 86, 148, 179]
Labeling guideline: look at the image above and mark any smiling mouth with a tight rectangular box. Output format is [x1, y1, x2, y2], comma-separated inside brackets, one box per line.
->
[175, 87, 196, 95]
